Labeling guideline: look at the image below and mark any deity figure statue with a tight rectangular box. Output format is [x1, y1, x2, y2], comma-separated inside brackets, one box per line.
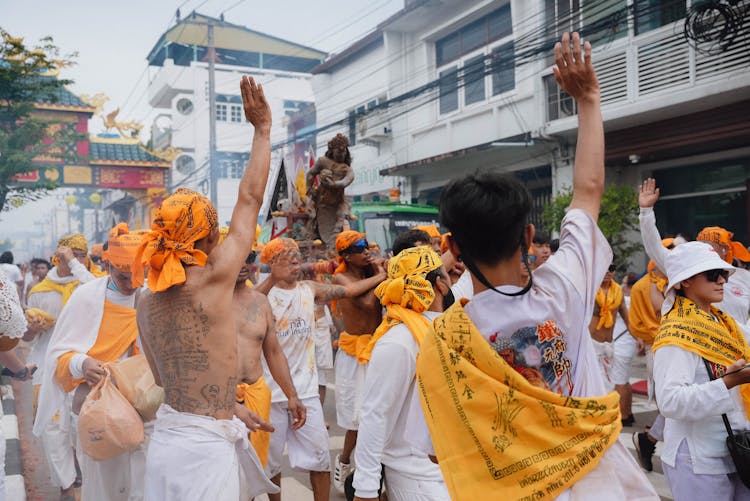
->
[306, 134, 355, 248]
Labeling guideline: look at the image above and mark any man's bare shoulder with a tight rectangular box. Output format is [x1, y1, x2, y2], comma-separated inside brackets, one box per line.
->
[332, 272, 356, 285]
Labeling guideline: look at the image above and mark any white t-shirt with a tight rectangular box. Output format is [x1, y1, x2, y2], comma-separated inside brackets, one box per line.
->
[0, 263, 22, 284]
[264, 282, 318, 402]
[353, 311, 445, 499]
[421, 209, 656, 500]
[464, 209, 611, 397]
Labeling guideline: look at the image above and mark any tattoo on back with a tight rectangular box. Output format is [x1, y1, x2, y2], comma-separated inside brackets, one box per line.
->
[144, 295, 236, 414]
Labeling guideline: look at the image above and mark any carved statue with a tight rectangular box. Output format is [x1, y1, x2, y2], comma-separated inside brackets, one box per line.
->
[306, 133, 355, 248]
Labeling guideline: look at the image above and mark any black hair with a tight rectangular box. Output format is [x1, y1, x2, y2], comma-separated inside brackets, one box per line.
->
[623, 271, 638, 287]
[550, 238, 560, 253]
[440, 172, 532, 265]
[0, 251, 13, 264]
[533, 231, 551, 245]
[392, 229, 431, 256]
[31, 258, 51, 269]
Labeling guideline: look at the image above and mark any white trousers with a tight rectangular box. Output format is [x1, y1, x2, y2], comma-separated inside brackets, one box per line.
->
[41, 392, 76, 489]
[663, 440, 750, 501]
[383, 466, 450, 501]
[73, 413, 150, 501]
[334, 350, 366, 430]
[267, 397, 331, 477]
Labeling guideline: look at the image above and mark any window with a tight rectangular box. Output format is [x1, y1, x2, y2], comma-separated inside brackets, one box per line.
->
[439, 67, 459, 114]
[216, 103, 227, 122]
[230, 105, 242, 123]
[219, 159, 243, 179]
[435, 4, 512, 66]
[176, 98, 193, 115]
[491, 43, 515, 96]
[544, 0, 628, 46]
[464, 55, 486, 105]
[634, 0, 686, 35]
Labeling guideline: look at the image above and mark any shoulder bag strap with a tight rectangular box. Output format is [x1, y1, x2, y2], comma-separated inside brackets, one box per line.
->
[701, 357, 737, 441]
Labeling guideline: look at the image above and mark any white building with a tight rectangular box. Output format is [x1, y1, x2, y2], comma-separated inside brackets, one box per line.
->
[310, 0, 750, 239]
[146, 12, 326, 224]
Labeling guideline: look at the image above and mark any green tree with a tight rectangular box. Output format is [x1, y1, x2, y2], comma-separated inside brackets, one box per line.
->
[542, 184, 640, 270]
[0, 29, 76, 211]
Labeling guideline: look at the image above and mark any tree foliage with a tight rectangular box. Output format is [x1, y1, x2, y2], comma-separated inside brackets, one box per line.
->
[0, 29, 76, 212]
[542, 184, 640, 270]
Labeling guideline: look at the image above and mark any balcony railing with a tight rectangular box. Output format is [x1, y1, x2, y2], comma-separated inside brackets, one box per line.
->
[546, 19, 750, 122]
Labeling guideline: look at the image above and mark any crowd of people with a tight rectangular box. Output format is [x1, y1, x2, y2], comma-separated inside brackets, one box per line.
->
[0, 32, 749, 501]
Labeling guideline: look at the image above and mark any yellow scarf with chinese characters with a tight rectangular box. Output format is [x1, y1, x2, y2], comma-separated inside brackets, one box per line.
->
[595, 282, 623, 329]
[653, 295, 750, 418]
[416, 301, 621, 501]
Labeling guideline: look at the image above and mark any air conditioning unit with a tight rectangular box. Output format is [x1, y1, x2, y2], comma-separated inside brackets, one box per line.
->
[357, 116, 392, 145]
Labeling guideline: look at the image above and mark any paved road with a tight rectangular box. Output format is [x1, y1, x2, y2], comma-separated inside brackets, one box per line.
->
[11, 347, 672, 500]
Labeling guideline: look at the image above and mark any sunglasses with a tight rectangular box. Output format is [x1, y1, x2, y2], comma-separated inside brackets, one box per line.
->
[343, 239, 369, 254]
[703, 269, 730, 283]
[608, 264, 617, 272]
[245, 252, 257, 264]
[521, 254, 537, 264]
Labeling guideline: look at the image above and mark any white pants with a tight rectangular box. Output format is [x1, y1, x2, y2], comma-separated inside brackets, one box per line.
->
[334, 350, 366, 430]
[383, 467, 450, 501]
[663, 440, 750, 501]
[73, 413, 150, 501]
[611, 332, 637, 385]
[592, 340, 614, 391]
[267, 397, 331, 477]
[144, 404, 277, 501]
[41, 392, 77, 489]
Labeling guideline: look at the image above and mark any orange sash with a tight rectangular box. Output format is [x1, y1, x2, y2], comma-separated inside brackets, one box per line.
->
[338, 332, 372, 358]
[236, 376, 272, 467]
[55, 301, 139, 392]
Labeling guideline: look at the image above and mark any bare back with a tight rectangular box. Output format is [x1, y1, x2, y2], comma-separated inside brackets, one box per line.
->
[137, 268, 237, 420]
[332, 269, 382, 335]
[233, 285, 272, 385]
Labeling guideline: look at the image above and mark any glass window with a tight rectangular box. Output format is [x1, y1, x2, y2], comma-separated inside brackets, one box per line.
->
[653, 160, 750, 243]
[464, 55, 486, 105]
[230, 105, 242, 123]
[581, 0, 628, 44]
[439, 67, 459, 114]
[216, 103, 227, 122]
[634, 0, 686, 35]
[436, 33, 460, 66]
[491, 43, 515, 95]
[461, 19, 487, 54]
[488, 4, 513, 41]
[435, 4, 513, 66]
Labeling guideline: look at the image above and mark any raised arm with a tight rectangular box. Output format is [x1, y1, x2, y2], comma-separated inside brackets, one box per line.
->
[310, 271, 385, 304]
[208, 76, 272, 282]
[554, 32, 604, 222]
[638, 178, 669, 273]
[261, 298, 306, 429]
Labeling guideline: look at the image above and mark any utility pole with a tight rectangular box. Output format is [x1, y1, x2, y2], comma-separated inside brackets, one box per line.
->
[208, 22, 218, 208]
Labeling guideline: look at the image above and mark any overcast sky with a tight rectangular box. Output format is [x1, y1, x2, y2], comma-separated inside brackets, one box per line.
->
[0, 0, 403, 240]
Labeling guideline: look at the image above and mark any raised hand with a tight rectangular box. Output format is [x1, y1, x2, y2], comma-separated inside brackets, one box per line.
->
[552, 32, 599, 104]
[240, 76, 271, 131]
[639, 178, 660, 208]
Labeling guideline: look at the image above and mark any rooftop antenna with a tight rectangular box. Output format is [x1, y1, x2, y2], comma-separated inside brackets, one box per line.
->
[176, 8, 181, 21]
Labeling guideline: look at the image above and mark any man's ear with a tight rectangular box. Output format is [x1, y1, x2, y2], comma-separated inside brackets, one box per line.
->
[525, 224, 535, 250]
[447, 234, 462, 261]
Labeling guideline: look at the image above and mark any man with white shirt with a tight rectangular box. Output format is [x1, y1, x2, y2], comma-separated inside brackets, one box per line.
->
[413, 32, 657, 500]
[26, 233, 97, 499]
[353, 246, 452, 501]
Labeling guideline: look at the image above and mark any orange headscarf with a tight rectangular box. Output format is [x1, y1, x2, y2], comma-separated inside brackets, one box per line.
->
[90, 243, 104, 258]
[132, 188, 218, 292]
[697, 226, 750, 263]
[334, 230, 366, 274]
[413, 225, 440, 239]
[260, 237, 299, 265]
[103, 223, 145, 273]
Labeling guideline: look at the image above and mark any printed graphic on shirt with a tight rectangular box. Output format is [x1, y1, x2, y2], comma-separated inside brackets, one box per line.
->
[488, 320, 573, 395]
